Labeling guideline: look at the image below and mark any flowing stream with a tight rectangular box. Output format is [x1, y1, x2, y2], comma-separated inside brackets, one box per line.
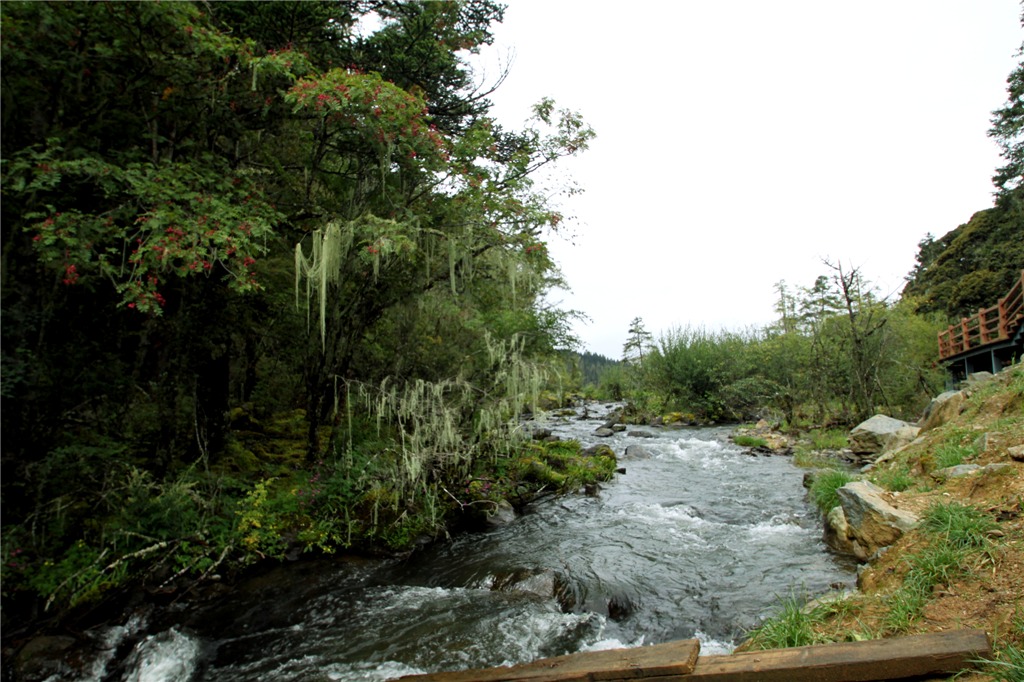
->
[76, 403, 856, 681]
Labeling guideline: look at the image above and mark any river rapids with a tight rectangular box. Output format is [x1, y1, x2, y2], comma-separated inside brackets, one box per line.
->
[66, 402, 856, 681]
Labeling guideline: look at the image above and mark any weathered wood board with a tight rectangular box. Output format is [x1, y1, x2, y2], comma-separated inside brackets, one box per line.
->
[395, 629, 990, 682]
[680, 629, 991, 682]
[395, 638, 701, 682]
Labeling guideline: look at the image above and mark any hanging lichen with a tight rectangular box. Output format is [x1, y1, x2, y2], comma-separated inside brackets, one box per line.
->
[342, 332, 547, 502]
[295, 215, 413, 350]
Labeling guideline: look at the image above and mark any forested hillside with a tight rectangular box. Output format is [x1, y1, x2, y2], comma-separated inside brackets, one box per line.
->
[1, 0, 597, 621]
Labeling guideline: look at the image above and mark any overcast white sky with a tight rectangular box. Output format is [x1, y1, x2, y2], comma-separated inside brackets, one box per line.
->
[471, 1, 1022, 359]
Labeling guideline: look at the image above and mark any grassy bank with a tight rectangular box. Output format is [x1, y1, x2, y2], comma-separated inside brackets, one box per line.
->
[743, 366, 1024, 680]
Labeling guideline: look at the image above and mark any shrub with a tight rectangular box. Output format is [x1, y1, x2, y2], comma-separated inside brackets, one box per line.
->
[734, 435, 768, 448]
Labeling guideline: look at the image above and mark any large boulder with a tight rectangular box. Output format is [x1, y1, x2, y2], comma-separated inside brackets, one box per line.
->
[834, 481, 919, 560]
[919, 390, 966, 432]
[849, 414, 919, 455]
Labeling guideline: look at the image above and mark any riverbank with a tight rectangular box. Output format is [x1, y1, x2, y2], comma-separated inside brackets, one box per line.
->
[4, 405, 854, 680]
[741, 365, 1024, 679]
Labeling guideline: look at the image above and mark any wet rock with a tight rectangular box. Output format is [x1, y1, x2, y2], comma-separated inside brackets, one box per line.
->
[492, 568, 559, 600]
[623, 444, 653, 459]
[531, 427, 553, 440]
[836, 481, 919, 560]
[628, 430, 655, 438]
[486, 499, 516, 527]
[582, 443, 615, 458]
[14, 636, 78, 681]
[594, 427, 615, 438]
[611, 424, 627, 432]
[584, 483, 601, 497]
[803, 470, 819, 489]
[607, 594, 638, 622]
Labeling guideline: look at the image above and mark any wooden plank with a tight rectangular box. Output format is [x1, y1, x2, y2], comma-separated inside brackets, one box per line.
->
[674, 629, 991, 682]
[395, 638, 700, 682]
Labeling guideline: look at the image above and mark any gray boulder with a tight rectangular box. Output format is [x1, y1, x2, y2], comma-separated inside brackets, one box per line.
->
[834, 481, 919, 560]
[849, 414, 920, 455]
[919, 390, 966, 432]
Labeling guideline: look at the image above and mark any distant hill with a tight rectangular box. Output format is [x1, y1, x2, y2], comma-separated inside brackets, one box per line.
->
[902, 203, 1024, 319]
[565, 351, 619, 386]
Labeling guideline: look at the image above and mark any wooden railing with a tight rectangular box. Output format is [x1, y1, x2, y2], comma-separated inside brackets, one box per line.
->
[938, 269, 1024, 360]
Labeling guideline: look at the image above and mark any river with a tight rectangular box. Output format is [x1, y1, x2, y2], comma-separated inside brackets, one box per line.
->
[73, 402, 856, 681]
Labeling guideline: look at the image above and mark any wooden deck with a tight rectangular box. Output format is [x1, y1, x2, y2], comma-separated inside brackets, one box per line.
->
[397, 629, 991, 682]
[937, 269, 1024, 361]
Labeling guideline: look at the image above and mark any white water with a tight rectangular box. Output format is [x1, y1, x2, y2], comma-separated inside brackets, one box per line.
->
[78, 403, 854, 681]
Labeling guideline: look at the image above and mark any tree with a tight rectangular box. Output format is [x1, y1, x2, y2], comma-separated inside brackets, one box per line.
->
[989, 34, 1024, 206]
[901, 208, 1024, 319]
[622, 316, 654, 365]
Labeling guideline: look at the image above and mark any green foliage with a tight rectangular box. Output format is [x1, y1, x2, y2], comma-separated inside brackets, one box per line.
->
[615, 266, 943, 426]
[809, 470, 856, 515]
[744, 593, 828, 650]
[871, 466, 915, 493]
[733, 435, 768, 448]
[984, 643, 1024, 682]
[881, 585, 927, 633]
[988, 43, 1024, 205]
[575, 351, 619, 387]
[932, 443, 975, 470]
[881, 503, 999, 634]
[806, 429, 849, 451]
[903, 208, 1024, 319]
[0, 0, 606, 622]
[921, 502, 999, 551]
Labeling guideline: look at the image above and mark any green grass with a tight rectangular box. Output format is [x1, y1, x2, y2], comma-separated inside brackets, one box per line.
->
[880, 502, 1000, 634]
[983, 644, 1024, 682]
[932, 442, 975, 469]
[734, 435, 768, 448]
[982, 612, 1024, 682]
[882, 586, 927, 633]
[921, 501, 999, 551]
[871, 466, 915, 492]
[806, 428, 849, 451]
[745, 593, 827, 650]
[809, 470, 856, 514]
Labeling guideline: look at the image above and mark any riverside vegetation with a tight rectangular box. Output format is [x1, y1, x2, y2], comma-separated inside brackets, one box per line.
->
[744, 366, 1024, 681]
[3, 1, 1024, 676]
